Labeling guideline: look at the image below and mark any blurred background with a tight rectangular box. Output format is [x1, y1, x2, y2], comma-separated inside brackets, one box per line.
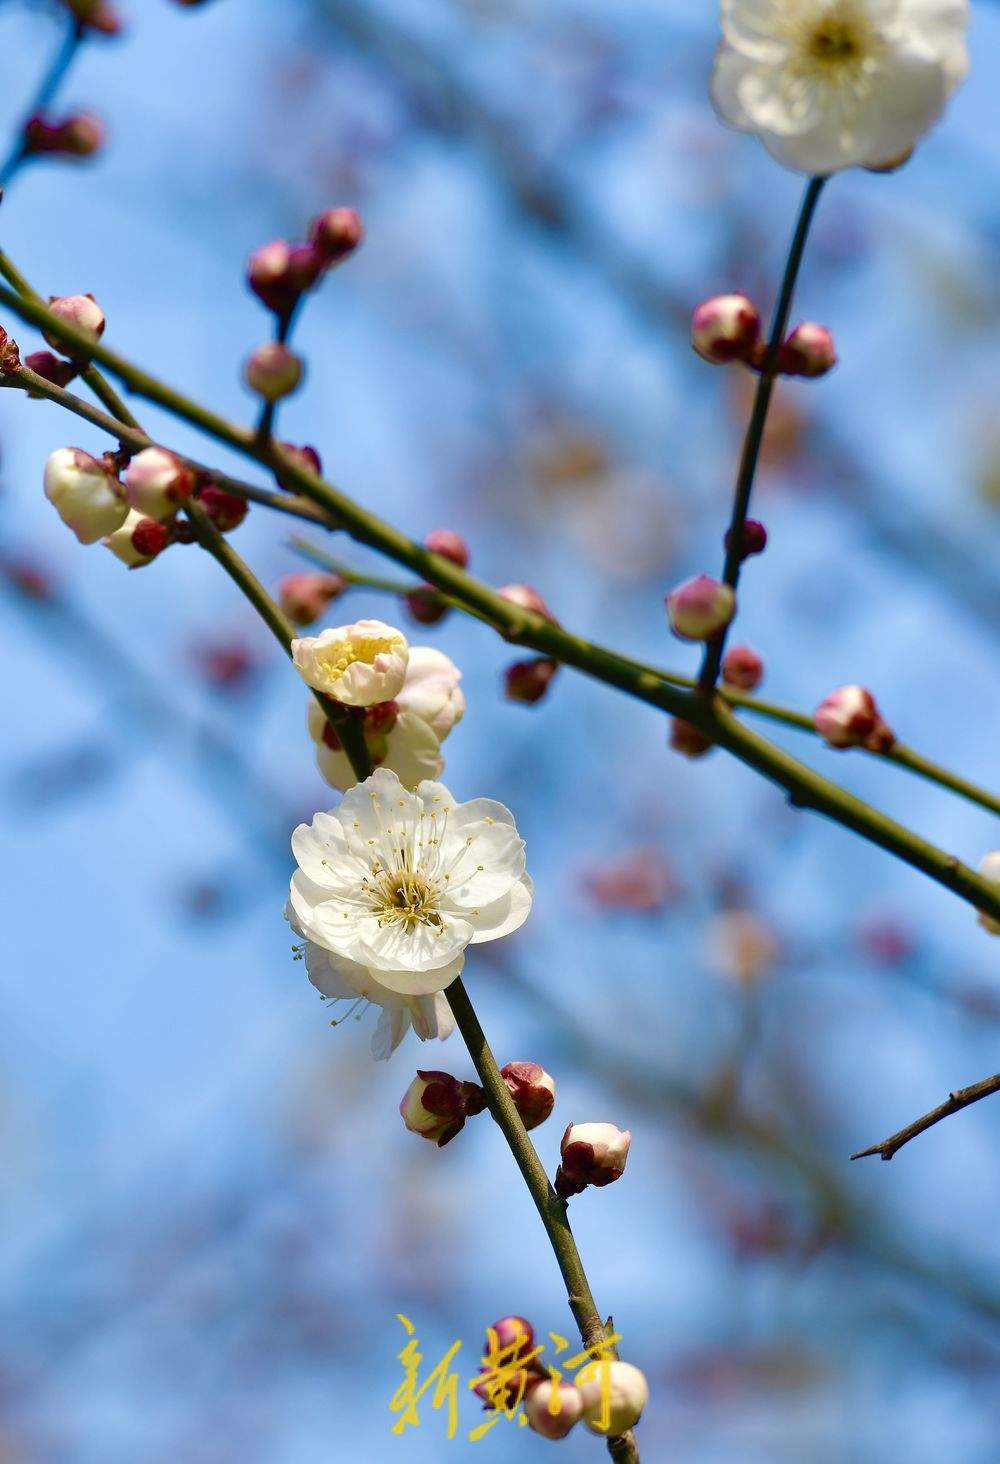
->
[0, 0, 999, 1459]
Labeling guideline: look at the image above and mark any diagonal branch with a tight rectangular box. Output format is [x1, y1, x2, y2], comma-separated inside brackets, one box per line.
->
[851, 1074, 1000, 1162]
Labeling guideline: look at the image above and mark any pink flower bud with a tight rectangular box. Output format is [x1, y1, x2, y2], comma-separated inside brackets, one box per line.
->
[777, 322, 838, 379]
[497, 583, 554, 621]
[813, 685, 894, 751]
[555, 1122, 631, 1198]
[244, 342, 303, 401]
[124, 447, 194, 521]
[399, 1069, 486, 1147]
[23, 112, 104, 158]
[691, 292, 761, 365]
[504, 657, 559, 705]
[724, 518, 767, 560]
[424, 527, 469, 568]
[524, 1380, 584, 1439]
[25, 351, 79, 390]
[44, 294, 105, 361]
[402, 585, 447, 625]
[247, 241, 298, 314]
[500, 1062, 556, 1130]
[278, 571, 346, 627]
[977, 852, 1000, 937]
[721, 643, 764, 691]
[669, 718, 713, 759]
[44, 446, 126, 543]
[102, 509, 167, 567]
[575, 1359, 649, 1435]
[195, 485, 248, 533]
[472, 1366, 540, 1411]
[309, 207, 364, 265]
[666, 574, 736, 641]
[486, 1315, 535, 1359]
[279, 442, 322, 475]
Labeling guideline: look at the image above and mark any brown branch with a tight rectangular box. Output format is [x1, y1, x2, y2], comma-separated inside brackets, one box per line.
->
[851, 1073, 1000, 1162]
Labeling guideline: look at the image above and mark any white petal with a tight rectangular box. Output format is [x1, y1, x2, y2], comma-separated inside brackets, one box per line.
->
[438, 818, 526, 910]
[710, 44, 756, 131]
[378, 712, 444, 790]
[304, 943, 364, 1000]
[354, 914, 473, 979]
[291, 811, 368, 890]
[361, 951, 466, 998]
[411, 990, 457, 1042]
[720, 0, 793, 61]
[371, 1004, 412, 1060]
[467, 874, 534, 945]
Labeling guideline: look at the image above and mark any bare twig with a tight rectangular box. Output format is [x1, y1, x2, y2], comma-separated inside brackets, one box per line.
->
[851, 1074, 1000, 1162]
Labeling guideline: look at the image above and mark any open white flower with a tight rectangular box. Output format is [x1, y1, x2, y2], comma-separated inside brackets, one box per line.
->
[306, 645, 464, 793]
[291, 619, 408, 705]
[711, 0, 969, 174]
[290, 906, 456, 1060]
[288, 768, 532, 997]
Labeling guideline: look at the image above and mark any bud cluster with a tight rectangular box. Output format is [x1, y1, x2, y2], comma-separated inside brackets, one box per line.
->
[691, 293, 837, 379]
[246, 207, 363, 318]
[404, 527, 470, 626]
[23, 112, 105, 160]
[399, 1060, 556, 1147]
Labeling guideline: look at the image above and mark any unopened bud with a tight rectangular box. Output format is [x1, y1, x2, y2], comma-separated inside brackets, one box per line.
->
[977, 852, 1000, 936]
[0, 327, 20, 373]
[279, 442, 322, 475]
[102, 509, 168, 567]
[669, 718, 713, 759]
[498, 583, 555, 621]
[691, 292, 761, 365]
[777, 322, 837, 379]
[278, 571, 346, 626]
[399, 1070, 486, 1148]
[44, 446, 126, 543]
[124, 447, 194, 521]
[24, 111, 105, 158]
[666, 574, 735, 641]
[724, 518, 768, 560]
[555, 1122, 631, 1198]
[424, 528, 469, 568]
[309, 207, 364, 265]
[472, 1366, 540, 1411]
[405, 585, 448, 625]
[722, 643, 764, 691]
[486, 1315, 535, 1359]
[25, 351, 79, 391]
[247, 241, 323, 315]
[63, 0, 122, 35]
[813, 684, 894, 751]
[575, 1360, 649, 1436]
[44, 294, 105, 361]
[195, 484, 248, 532]
[504, 657, 559, 705]
[245, 342, 303, 401]
[524, 1380, 584, 1440]
[500, 1062, 556, 1130]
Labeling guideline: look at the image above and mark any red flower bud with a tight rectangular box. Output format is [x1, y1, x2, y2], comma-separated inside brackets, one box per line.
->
[504, 657, 559, 705]
[777, 322, 838, 379]
[278, 571, 346, 627]
[405, 585, 449, 625]
[497, 582, 554, 621]
[666, 574, 735, 641]
[399, 1070, 486, 1147]
[724, 518, 768, 560]
[25, 351, 79, 390]
[195, 485, 248, 533]
[500, 1062, 556, 1130]
[555, 1122, 631, 1198]
[721, 643, 764, 691]
[23, 112, 105, 158]
[244, 342, 303, 401]
[486, 1315, 536, 1359]
[691, 292, 761, 365]
[669, 718, 713, 759]
[129, 517, 170, 559]
[814, 684, 894, 752]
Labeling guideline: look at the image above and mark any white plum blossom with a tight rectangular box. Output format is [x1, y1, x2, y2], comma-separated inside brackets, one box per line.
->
[44, 447, 127, 544]
[287, 769, 533, 1003]
[306, 645, 464, 793]
[711, 0, 970, 175]
[291, 619, 408, 705]
[396, 647, 465, 740]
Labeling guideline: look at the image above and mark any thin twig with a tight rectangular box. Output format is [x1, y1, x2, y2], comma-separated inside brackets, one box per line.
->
[699, 175, 827, 690]
[851, 1074, 1000, 1162]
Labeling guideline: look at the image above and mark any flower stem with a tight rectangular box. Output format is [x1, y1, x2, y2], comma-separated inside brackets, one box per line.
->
[2, 279, 998, 925]
[699, 175, 827, 691]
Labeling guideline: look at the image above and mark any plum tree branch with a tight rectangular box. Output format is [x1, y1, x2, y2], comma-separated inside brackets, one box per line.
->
[851, 1073, 1000, 1162]
[0, 287, 997, 926]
